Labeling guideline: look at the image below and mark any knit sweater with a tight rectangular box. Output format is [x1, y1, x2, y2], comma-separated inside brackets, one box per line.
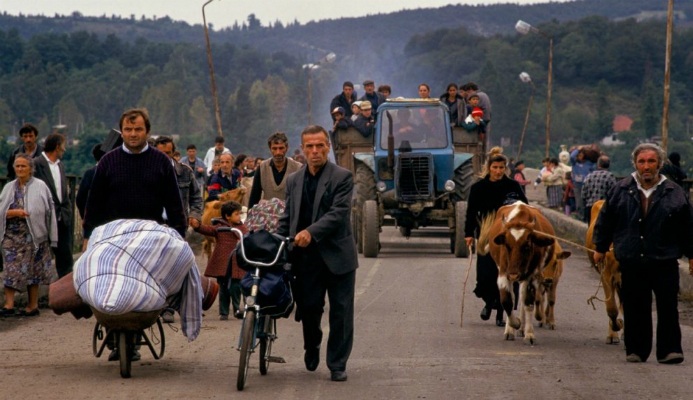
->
[83, 147, 186, 238]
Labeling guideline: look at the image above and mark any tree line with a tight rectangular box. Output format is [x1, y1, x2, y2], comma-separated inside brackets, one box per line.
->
[0, 12, 692, 178]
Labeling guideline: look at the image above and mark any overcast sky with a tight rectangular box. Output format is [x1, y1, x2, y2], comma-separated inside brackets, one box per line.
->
[1, 0, 573, 29]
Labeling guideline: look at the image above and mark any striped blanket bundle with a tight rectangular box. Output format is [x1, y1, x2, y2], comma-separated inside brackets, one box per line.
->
[74, 219, 203, 341]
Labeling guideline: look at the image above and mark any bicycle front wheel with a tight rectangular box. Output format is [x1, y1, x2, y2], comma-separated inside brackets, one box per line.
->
[237, 309, 256, 391]
[259, 317, 273, 375]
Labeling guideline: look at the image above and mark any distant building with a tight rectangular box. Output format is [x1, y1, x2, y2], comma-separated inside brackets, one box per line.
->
[600, 114, 632, 147]
[613, 115, 633, 133]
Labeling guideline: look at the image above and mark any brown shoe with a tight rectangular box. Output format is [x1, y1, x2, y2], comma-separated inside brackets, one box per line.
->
[626, 354, 643, 363]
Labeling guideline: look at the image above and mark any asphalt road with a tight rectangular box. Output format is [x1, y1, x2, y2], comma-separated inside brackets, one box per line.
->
[2, 226, 692, 399]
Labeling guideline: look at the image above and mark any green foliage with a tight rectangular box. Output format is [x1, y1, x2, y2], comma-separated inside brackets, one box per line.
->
[1, 0, 693, 178]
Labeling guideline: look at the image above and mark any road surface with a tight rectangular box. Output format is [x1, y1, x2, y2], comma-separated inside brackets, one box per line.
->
[1, 226, 692, 399]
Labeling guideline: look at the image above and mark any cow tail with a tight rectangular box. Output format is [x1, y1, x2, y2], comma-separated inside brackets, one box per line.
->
[476, 211, 497, 256]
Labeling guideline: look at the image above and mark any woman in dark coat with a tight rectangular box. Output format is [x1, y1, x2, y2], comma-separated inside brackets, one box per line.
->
[464, 147, 528, 326]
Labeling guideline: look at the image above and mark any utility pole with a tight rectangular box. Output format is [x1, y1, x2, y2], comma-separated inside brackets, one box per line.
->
[202, 0, 223, 138]
[661, 0, 674, 152]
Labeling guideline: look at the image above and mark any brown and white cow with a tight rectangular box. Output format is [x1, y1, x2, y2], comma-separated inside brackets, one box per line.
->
[534, 241, 571, 330]
[585, 199, 623, 344]
[201, 187, 246, 259]
[480, 201, 559, 344]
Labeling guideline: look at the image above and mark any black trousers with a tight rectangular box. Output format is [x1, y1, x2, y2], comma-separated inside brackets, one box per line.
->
[293, 251, 355, 372]
[621, 258, 682, 361]
[53, 219, 74, 278]
[474, 253, 519, 311]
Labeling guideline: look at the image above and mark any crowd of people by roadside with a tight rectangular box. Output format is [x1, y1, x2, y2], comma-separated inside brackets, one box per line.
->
[521, 144, 689, 224]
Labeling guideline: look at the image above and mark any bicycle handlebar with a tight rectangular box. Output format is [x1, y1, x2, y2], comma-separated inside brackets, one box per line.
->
[216, 227, 293, 268]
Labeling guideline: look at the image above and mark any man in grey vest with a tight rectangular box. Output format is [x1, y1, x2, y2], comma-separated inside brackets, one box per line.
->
[247, 132, 302, 209]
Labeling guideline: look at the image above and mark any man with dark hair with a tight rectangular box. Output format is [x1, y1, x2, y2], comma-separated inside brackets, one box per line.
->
[33, 133, 73, 278]
[377, 84, 392, 98]
[76, 144, 106, 220]
[203, 136, 230, 174]
[154, 136, 203, 229]
[82, 109, 189, 357]
[248, 132, 302, 209]
[660, 151, 687, 187]
[460, 82, 492, 123]
[277, 125, 358, 382]
[594, 143, 693, 365]
[181, 144, 207, 192]
[83, 108, 186, 241]
[329, 81, 357, 121]
[7, 123, 43, 180]
[582, 155, 617, 222]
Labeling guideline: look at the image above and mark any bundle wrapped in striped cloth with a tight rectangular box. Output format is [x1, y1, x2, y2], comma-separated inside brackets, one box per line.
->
[74, 219, 203, 341]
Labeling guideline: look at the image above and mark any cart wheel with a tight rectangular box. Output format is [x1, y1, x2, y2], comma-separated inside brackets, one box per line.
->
[92, 322, 107, 357]
[155, 317, 166, 359]
[119, 332, 132, 379]
[259, 317, 273, 375]
[237, 309, 256, 391]
[144, 317, 166, 359]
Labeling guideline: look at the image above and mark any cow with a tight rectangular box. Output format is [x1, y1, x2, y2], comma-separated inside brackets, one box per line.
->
[534, 241, 571, 330]
[200, 187, 246, 259]
[477, 201, 559, 344]
[240, 176, 253, 208]
[585, 199, 623, 344]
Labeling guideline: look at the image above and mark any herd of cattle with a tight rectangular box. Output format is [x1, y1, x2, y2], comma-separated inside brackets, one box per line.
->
[476, 201, 621, 345]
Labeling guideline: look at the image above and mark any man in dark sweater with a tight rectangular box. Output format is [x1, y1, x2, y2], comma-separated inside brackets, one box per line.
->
[329, 81, 357, 122]
[82, 108, 186, 242]
[7, 123, 43, 180]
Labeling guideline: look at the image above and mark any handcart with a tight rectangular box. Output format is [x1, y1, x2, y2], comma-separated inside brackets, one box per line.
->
[91, 308, 166, 378]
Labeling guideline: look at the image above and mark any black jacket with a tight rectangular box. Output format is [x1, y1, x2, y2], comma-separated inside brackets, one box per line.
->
[330, 92, 357, 121]
[594, 175, 693, 262]
[33, 154, 73, 226]
[464, 175, 528, 238]
[353, 114, 374, 138]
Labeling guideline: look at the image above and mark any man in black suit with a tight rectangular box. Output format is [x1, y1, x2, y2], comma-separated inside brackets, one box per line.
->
[277, 125, 358, 382]
[33, 133, 73, 278]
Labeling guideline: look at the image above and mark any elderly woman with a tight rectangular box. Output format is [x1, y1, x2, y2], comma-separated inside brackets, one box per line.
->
[0, 153, 57, 317]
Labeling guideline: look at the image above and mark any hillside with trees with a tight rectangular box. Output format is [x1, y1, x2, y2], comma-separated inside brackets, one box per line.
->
[0, 0, 692, 177]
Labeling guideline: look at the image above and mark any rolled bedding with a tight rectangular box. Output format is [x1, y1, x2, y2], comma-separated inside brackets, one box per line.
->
[74, 219, 202, 341]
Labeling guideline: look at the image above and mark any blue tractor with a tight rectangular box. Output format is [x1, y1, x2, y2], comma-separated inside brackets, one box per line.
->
[333, 98, 483, 258]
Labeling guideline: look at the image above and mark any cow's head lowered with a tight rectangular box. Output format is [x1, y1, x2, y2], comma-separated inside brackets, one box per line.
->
[489, 202, 555, 282]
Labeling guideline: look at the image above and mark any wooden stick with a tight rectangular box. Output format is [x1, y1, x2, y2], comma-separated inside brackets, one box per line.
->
[460, 242, 474, 328]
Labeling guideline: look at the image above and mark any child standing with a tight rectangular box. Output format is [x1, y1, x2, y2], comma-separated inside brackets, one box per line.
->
[562, 171, 576, 216]
[194, 201, 248, 320]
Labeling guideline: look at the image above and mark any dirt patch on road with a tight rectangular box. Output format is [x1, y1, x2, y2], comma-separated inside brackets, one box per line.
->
[680, 298, 693, 328]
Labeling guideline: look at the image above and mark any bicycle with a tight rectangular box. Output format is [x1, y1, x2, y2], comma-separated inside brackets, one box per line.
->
[225, 228, 293, 391]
